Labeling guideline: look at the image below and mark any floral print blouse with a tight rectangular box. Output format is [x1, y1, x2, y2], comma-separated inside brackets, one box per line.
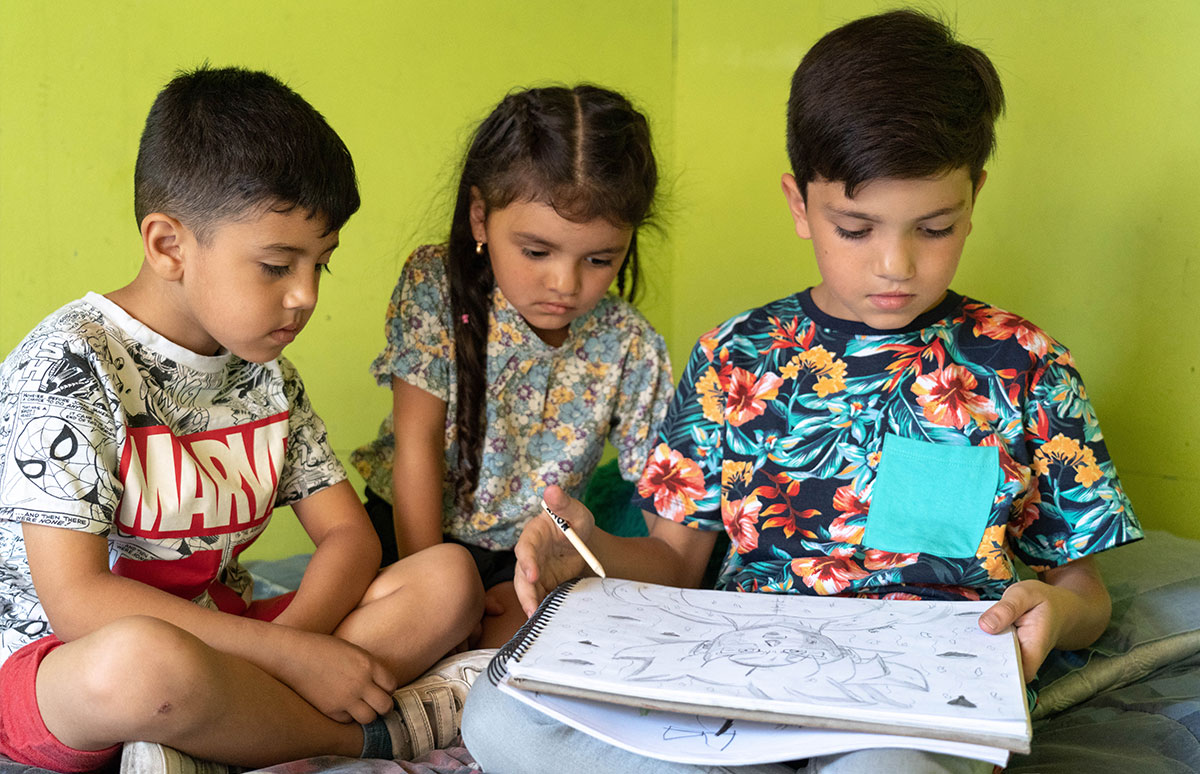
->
[352, 245, 673, 550]
[633, 289, 1141, 600]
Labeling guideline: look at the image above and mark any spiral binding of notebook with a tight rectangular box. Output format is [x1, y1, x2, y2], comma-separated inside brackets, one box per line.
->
[486, 577, 582, 685]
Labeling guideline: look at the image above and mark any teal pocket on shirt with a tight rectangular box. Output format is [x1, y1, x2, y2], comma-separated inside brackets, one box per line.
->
[863, 433, 1001, 557]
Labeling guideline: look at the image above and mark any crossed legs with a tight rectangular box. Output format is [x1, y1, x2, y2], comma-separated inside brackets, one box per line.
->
[33, 543, 482, 768]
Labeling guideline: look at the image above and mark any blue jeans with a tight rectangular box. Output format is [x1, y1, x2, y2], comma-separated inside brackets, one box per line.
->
[462, 675, 995, 774]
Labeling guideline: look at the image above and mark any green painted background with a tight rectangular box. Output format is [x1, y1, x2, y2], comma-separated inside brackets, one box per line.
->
[2, 2, 1196, 559]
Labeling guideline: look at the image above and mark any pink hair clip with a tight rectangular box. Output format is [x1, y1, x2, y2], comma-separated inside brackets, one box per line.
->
[461, 314, 470, 324]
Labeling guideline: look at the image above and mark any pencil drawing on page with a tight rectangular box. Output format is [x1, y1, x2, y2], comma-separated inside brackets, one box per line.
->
[518, 579, 1019, 718]
[662, 715, 740, 752]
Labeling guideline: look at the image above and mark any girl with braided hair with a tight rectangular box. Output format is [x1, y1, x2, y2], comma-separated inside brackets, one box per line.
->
[352, 85, 673, 646]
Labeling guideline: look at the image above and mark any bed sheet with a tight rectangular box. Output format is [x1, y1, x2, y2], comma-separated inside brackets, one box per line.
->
[251, 745, 479, 774]
[1008, 651, 1200, 772]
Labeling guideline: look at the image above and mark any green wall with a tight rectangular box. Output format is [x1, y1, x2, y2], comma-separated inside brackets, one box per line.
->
[2, 1, 1196, 559]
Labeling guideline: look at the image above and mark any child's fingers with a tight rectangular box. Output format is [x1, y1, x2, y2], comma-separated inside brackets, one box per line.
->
[541, 484, 572, 512]
[978, 581, 1039, 634]
[362, 682, 397, 720]
[514, 573, 544, 617]
[978, 580, 1059, 681]
[346, 697, 384, 726]
[518, 587, 538, 617]
[326, 708, 354, 724]
[513, 516, 549, 580]
[541, 484, 594, 535]
[516, 489, 598, 614]
[372, 660, 399, 695]
[514, 528, 567, 615]
[977, 600, 1018, 634]
[514, 538, 555, 615]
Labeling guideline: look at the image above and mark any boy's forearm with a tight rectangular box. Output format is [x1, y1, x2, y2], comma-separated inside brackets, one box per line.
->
[515, 494, 714, 616]
[278, 523, 379, 634]
[282, 480, 381, 633]
[556, 508, 713, 589]
[589, 529, 710, 588]
[1042, 557, 1112, 651]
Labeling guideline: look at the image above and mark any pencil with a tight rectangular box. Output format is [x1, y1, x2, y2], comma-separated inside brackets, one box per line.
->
[540, 500, 607, 578]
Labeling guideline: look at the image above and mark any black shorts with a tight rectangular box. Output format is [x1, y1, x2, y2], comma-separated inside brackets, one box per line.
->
[363, 487, 516, 589]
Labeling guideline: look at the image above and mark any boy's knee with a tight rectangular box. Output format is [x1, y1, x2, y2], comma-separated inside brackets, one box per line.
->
[72, 617, 216, 721]
[80, 616, 199, 676]
[424, 540, 474, 568]
[442, 543, 487, 621]
[427, 542, 486, 603]
[462, 676, 533, 767]
[460, 677, 494, 755]
[464, 676, 601, 773]
[444, 541, 482, 578]
[389, 542, 485, 633]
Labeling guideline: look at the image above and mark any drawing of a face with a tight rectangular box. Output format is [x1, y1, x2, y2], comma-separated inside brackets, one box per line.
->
[704, 624, 846, 668]
[14, 416, 100, 501]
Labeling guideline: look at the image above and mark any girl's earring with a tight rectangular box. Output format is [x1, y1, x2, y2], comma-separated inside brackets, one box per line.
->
[475, 240, 486, 256]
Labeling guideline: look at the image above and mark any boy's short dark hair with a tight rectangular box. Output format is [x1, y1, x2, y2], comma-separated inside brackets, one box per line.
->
[134, 65, 359, 240]
[787, 9, 1004, 199]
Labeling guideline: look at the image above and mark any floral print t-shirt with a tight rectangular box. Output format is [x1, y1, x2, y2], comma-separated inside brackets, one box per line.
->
[633, 289, 1141, 601]
[351, 245, 673, 550]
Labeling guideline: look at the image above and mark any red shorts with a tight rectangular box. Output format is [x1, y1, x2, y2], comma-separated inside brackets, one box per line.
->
[0, 593, 295, 772]
[0, 635, 120, 772]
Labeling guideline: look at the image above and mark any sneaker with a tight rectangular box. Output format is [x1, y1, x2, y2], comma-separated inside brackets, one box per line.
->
[386, 648, 497, 759]
[119, 742, 231, 774]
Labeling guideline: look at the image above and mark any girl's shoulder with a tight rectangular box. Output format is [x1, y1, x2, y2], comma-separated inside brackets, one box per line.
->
[399, 244, 450, 283]
[392, 245, 453, 313]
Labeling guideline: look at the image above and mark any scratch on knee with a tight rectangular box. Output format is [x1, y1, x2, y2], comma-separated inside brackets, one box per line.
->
[156, 702, 172, 715]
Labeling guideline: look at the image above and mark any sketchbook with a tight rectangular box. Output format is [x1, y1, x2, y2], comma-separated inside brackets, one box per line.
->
[489, 577, 1031, 762]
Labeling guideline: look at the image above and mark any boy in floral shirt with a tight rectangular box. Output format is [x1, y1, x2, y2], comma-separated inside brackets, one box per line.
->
[465, 10, 1141, 773]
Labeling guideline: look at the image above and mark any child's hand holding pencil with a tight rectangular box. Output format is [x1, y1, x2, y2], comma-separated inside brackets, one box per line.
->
[540, 500, 607, 578]
[513, 486, 607, 615]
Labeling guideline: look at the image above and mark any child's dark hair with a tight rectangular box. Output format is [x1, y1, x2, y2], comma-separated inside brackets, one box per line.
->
[134, 65, 359, 240]
[787, 9, 1004, 199]
[447, 84, 658, 506]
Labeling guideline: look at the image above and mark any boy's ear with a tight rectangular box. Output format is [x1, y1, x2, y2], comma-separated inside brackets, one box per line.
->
[780, 174, 813, 240]
[468, 186, 488, 243]
[973, 170, 988, 201]
[140, 212, 189, 282]
[967, 170, 988, 237]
